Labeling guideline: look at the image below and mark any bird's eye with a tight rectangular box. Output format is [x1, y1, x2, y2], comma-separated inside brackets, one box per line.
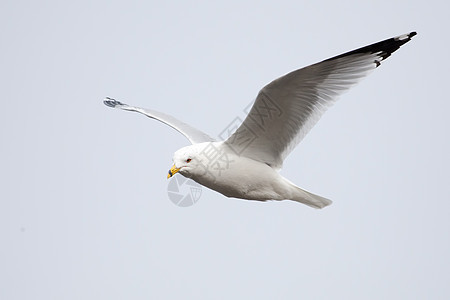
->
[186, 158, 192, 163]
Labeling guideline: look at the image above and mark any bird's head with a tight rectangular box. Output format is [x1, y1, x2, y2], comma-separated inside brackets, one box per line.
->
[167, 144, 207, 179]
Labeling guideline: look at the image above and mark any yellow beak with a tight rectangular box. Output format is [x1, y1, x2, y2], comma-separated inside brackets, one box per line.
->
[167, 164, 181, 179]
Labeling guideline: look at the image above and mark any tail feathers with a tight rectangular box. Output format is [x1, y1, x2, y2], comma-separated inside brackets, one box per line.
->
[290, 186, 333, 209]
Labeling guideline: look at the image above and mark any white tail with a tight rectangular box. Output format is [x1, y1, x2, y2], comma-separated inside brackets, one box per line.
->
[283, 178, 332, 209]
[292, 187, 332, 209]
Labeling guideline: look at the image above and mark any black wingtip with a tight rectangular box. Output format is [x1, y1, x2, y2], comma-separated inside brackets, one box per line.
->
[103, 97, 123, 108]
[324, 31, 417, 65]
[394, 31, 417, 42]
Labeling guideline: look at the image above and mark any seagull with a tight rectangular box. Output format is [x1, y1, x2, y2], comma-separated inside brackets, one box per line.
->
[104, 32, 416, 208]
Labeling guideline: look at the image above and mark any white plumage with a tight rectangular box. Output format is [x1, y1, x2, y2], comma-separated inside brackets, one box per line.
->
[104, 32, 416, 208]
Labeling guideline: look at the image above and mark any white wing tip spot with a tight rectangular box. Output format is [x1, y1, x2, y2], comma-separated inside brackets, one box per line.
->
[395, 32, 417, 41]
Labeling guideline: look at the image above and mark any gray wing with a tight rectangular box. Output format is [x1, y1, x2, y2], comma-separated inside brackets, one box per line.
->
[225, 32, 416, 169]
[103, 98, 215, 144]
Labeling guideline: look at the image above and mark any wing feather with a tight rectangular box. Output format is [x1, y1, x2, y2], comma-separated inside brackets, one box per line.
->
[103, 98, 215, 144]
[225, 32, 416, 169]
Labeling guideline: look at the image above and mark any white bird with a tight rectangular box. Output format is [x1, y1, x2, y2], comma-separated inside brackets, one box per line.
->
[104, 32, 416, 208]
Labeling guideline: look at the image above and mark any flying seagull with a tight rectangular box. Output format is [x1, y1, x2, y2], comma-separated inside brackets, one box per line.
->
[104, 32, 416, 208]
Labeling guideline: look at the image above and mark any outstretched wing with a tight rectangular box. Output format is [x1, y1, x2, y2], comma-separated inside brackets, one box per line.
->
[103, 98, 215, 144]
[225, 32, 416, 169]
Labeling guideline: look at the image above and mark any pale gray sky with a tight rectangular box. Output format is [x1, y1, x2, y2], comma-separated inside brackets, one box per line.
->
[1, 1, 449, 299]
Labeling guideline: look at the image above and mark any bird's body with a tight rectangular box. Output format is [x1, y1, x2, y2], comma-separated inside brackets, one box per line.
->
[104, 32, 417, 208]
[172, 142, 331, 208]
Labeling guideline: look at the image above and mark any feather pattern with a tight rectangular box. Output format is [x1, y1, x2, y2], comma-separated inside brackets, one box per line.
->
[225, 32, 416, 169]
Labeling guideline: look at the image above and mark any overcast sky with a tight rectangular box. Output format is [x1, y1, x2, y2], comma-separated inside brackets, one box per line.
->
[1, 1, 449, 299]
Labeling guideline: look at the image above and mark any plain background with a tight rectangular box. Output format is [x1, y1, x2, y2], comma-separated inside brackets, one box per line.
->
[1, 1, 449, 299]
